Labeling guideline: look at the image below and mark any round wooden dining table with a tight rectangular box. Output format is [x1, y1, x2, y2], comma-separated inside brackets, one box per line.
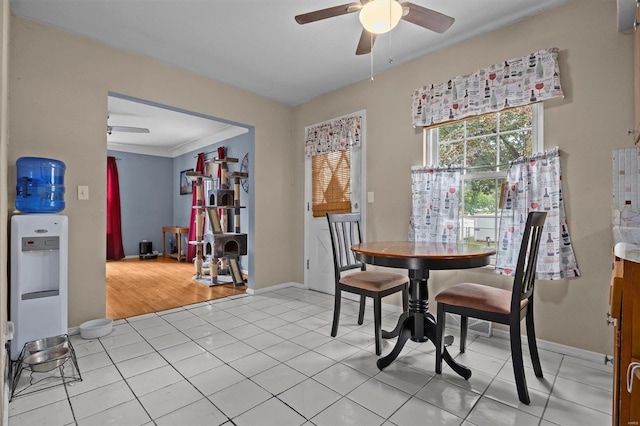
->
[351, 241, 495, 378]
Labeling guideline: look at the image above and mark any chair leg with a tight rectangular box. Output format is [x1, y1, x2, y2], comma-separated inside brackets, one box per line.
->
[373, 296, 382, 356]
[402, 285, 409, 312]
[331, 290, 342, 337]
[358, 295, 366, 325]
[510, 322, 531, 405]
[460, 316, 468, 353]
[525, 306, 543, 378]
[435, 304, 445, 374]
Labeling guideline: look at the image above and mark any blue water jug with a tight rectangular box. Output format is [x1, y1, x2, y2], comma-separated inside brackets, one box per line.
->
[15, 157, 66, 213]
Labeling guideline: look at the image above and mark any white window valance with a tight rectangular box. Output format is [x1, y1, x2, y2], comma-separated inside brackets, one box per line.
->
[305, 114, 362, 157]
[411, 47, 563, 128]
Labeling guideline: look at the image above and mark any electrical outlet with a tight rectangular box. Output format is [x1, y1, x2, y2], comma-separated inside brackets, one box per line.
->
[77, 185, 89, 200]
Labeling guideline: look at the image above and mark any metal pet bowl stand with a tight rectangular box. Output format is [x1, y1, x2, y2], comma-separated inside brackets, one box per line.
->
[10, 334, 82, 401]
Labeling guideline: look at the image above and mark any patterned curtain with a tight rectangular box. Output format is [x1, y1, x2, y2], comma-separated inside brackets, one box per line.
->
[409, 166, 461, 242]
[411, 48, 563, 128]
[495, 147, 579, 279]
[305, 114, 362, 157]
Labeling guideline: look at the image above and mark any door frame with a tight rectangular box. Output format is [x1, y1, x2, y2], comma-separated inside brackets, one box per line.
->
[304, 110, 367, 291]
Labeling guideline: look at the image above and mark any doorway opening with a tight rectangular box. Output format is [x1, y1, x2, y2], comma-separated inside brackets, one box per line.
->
[106, 92, 255, 319]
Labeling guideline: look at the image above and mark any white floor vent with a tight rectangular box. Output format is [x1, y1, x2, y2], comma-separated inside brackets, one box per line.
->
[444, 313, 492, 337]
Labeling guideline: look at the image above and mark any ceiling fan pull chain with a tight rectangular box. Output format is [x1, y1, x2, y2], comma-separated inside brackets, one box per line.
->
[388, 0, 394, 64]
[388, 30, 394, 65]
[370, 32, 374, 81]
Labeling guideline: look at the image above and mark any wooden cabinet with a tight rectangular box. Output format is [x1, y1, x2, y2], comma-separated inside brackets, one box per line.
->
[610, 257, 640, 425]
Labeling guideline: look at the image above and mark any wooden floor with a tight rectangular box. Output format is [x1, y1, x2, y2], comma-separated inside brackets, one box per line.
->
[106, 257, 246, 320]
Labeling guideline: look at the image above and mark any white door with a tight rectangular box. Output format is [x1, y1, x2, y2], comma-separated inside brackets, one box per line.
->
[307, 217, 334, 294]
[305, 114, 365, 295]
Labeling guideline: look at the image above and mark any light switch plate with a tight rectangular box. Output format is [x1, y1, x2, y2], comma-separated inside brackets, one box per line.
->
[367, 192, 374, 203]
[77, 185, 89, 200]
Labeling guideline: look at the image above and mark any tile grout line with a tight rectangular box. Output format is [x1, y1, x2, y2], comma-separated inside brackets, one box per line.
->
[201, 293, 388, 423]
[89, 330, 156, 425]
[121, 312, 235, 424]
[537, 354, 562, 426]
[120, 299, 317, 423]
[462, 340, 510, 424]
[549, 356, 613, 416]
[9, 289, 613, 426]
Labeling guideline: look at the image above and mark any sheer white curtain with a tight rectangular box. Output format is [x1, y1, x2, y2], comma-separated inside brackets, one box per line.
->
[409, 166, 461, 242]
[495, 147, 579, 279]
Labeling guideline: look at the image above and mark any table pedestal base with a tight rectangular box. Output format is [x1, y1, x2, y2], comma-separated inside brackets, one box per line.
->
[377, 269, 471, 380]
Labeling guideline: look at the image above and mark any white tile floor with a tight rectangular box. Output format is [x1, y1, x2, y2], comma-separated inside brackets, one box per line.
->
[8, 287, 613, 426]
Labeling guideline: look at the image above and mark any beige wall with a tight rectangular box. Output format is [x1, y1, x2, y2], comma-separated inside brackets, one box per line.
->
[0, 0, 8, 419]
[8, 16, 296, 327]
[294, 0, 632, 354]
[4, 0, 630, 357]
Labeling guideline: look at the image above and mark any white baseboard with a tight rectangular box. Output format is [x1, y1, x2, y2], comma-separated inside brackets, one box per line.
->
[349, 294, 607, 364]
[490, 328, 609, 365]
[245, 282, 304, 295]
[123, 253, 164, 260]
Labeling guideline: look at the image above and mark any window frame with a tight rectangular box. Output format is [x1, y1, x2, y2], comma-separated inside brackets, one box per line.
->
[424, 103, 544, 247]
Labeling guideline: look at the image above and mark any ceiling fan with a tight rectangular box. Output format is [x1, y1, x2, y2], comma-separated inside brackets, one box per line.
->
[295, 0, 454, 55]
[106, 115, 150, 135]
[106, 125, 150, 135]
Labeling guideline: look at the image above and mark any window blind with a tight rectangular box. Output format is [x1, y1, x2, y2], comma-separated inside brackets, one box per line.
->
[312, 150, 352, 218]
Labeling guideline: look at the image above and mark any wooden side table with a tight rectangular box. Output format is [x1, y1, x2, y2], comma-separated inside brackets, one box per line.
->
[162, 226, 189, 262]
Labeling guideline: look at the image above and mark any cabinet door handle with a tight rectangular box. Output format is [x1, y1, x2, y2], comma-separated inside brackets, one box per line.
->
[627, 362, 640, 393]
[606, 312, 616, 326]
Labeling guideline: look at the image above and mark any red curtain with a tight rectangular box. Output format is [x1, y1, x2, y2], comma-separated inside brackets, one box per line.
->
[106, 156, 125, 260]
[216, 146, 226, 227]
[187, 153, 205, 262]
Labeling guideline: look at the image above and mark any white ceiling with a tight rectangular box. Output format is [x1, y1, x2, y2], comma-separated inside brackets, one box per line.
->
[11, 0, 574, 154]
[107, 96, 248, 158]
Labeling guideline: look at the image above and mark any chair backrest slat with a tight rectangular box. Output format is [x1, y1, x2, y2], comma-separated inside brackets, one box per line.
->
[512, 211, 547, 311]
[327, 213, 363, 275]
[336, 221, 346, 267]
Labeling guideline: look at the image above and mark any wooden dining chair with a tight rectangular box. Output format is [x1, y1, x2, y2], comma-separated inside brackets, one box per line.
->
[434, 211, 547, 405]
[326, 212, 409, 355]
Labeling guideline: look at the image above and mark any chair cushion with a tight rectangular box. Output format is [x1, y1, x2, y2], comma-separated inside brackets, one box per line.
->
[340, 271, 407, 292]
[435, 283, 527, 315]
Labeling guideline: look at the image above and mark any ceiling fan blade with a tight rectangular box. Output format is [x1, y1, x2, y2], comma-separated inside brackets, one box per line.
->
[400, 2, 454, 33]
[356, 29, 376, 55]
[295, 2, 362, 24]
[108, 126, 150, 134]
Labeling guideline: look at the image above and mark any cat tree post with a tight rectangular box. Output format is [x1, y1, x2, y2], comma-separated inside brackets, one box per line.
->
[186, 171, 206, 279]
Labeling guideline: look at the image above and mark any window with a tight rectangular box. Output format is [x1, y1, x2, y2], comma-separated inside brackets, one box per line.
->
[425, 104, 543, 249]
[311, 150, 352, 218]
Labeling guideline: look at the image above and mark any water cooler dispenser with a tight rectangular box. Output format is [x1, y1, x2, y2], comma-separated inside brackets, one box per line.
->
[10, 214, 68, 360]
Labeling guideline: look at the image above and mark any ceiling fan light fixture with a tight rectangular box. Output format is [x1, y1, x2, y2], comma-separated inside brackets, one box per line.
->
[359, 0, 402, 35]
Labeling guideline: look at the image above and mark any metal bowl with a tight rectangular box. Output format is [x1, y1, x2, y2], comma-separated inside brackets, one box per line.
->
[23, 347, 70, 373]
[25, 336, 66, 354]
